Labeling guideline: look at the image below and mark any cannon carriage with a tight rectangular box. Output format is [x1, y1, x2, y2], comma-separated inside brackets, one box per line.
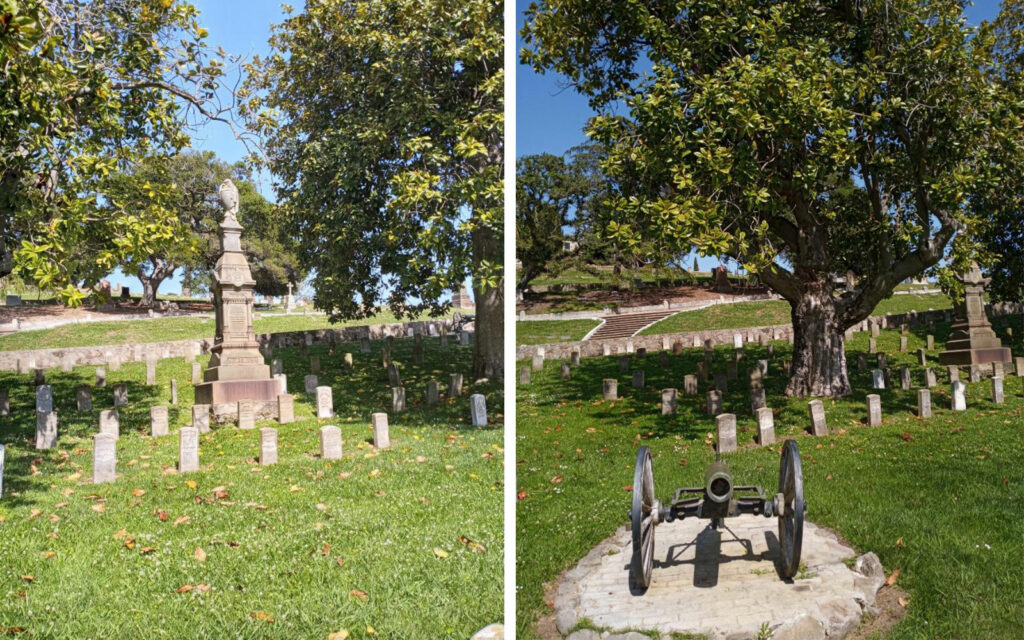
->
[630, 440, 806, 590]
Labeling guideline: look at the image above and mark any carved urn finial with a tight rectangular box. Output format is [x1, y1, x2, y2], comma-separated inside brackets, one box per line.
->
[218, 178, 240, 226]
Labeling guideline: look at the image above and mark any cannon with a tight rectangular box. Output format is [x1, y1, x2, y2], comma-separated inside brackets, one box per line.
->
[629, 439, 805, 590]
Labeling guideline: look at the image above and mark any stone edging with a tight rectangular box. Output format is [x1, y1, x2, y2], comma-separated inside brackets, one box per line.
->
[518, 293, 778, 322]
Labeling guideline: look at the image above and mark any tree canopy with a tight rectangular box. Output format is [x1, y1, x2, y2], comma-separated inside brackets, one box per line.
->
[243, 0, 504, 377]
[523, 0, 1024, 396]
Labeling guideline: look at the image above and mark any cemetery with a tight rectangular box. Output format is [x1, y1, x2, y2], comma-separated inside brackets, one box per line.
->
[516, 294, 1024, 639]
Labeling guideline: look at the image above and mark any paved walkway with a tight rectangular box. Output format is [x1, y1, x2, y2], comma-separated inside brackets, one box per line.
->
[555, 517, 887, 640]
[585, 310, 678, 341]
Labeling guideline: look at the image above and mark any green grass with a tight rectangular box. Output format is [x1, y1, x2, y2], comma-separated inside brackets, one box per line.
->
[0, 311, 435, 351]
[516, 316, 1024, 639]
[637, 293, 952, 337]
[516, 319, 602, 346]
[0, 338, 502, 638]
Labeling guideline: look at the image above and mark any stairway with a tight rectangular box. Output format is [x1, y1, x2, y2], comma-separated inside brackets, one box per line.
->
[586, 310, 678, 341]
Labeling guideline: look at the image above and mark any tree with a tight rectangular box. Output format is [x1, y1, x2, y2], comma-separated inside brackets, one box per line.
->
[0, 0, 239, 304]
[516, 154, 573, 290]
[523, 0, 1024, 397]
[243, 0, 503, 379]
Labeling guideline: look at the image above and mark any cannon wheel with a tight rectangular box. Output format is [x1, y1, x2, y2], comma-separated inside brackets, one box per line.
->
[630, 446, 656, 590]
[777, 439, 805, 579]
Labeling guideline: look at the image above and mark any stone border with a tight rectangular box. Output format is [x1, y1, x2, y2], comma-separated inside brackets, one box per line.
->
[0, 318, 463, 371]
[519, 293, 776, 322]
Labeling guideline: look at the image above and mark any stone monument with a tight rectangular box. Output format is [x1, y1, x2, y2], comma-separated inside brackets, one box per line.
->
[194, 179, 279, 408]
[451, 285, 475, 311]
[711, 265, 733, 293]
[938, 263, 1011, 368]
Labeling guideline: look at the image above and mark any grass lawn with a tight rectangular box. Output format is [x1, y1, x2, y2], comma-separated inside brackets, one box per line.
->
[516, 315, 1024, 639]
[0, 311, 437, 352]
[516, 319, 602, 346]
[0, 338, 502, 638]
[637, 293, 952, 337]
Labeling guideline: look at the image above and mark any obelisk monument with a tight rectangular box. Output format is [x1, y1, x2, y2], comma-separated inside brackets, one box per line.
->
[938, 263, 1012, 367]
[194, 179, 279, 407]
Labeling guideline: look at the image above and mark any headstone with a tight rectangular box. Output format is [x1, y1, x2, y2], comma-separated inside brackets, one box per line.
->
[191, 362, 201, 385]
[108, 357, 121, 372]
[682, 374, 698, 395]
[871, 369, 885, 390]
[316, 386, 333, 418]
[319, 425, 343, 459]
[426, 380, 440, 405]
[61, 358, 73, 373]
[748, 367, 763, 389]
[992, 376, 1005, 404]
[876, 353, 887, 369]
[96, 367, 107, 387]
[146, 358, 157, 385]
[631, 370, 645, 388]
[178, 427, 200, 472]
[857, 353, 866, 371]
[716, 413, 737, 453]
[343, 353, 354, 369]
[969, 365, 981, 383]
[636, 347, 646, 358]
[947, 364, 960, 382]
[36, 385, 53, 412]
[170, 378, 178, 405]
[387, 362, 402, 387]
[99, 409, 119, 438]
[277, 394, 294, 424]
[733, 334, 743, 349]
[993, 362, 1005, 378]
[951, 381, 966, 411]
[391, 386, 406, 413]
[560, 363, 571, 379]
[917, 348, 927, 366]
[185, 343, 197, 364]
[0, 444, 4, 495]
[618, 356, 629, 373]
[899, 336, 908, 352]
[658, 352, 670, 369]
[192, 404, 210, 433]
[742, 407, 771, 449]
[697, 361, 709, 381]
[372, 413, 390, 449]
[601, 344, 611, 356]
[926, 335, 934, 350]
[924, 368, 937, 388]
[918, 389, 932, 418]
[459, 331, 470, 346]
[603, 379, 617, 401]
[899, 366, 911, 391]
[672, 340, 683, 355]
[808, 400, 828, 436]
[150, 406, 169, 436]
[706, 390, 722, 416]
[661, 389, 678, 416]
[470, 393, 488, 427]
[236, 400, 255, 429]
[530, 354, 545, 372]
[259, 428, 278, 465]
[749, 386, 766, 413]
[310, 355, 321, 374]
[35, 410, 57, 449]
[300, 374, 319, 395]
[868, 337, 877, 354]
[73, 385, 92, 412]
[570, 350, 581, 366]
[111, 383, 127, 407]
[866, 394, 882, 427]
[1016, 356, 1024, 377]
[92, 433, 116, 483]
[360, 337, 371, 353]
[519, 366, 530, 385]
[274, 373, 288, 395]
[5, 294, 20, 306]
[871, 323, 880, 337]
[449, 373, 463, 398]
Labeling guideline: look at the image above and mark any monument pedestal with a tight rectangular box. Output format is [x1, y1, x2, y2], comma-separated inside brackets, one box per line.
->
[938, 263, 1011, 367]
[195, 379, 281, 406]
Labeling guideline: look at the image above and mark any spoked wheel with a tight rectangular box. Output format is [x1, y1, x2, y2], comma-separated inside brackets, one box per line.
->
[777, 439, 805, 579]
[630, 446, 657, 590]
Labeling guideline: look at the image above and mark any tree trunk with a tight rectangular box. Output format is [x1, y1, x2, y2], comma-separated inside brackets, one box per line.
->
[785, 282, 851, 398]
[471, 223, 503, 382]
[137, 258, 174, 307]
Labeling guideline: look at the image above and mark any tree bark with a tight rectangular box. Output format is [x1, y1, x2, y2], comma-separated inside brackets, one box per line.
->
[137, 257, 175, 307]
[471, 223, 504, 382]
[785, 281, 851, 398]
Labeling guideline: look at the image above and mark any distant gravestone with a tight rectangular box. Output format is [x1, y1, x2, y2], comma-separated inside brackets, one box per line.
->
[947, 364, 960, 382]
[391, 387, 406, 413]
[969, 366, 982, 383]
[343, 353, 354, 369]
[570, 350, 581, 366]
[191, 362, 201, 385]
[631, 370, 645, 388]
[748, 367, 763, 389]
[0, 444, 5, 496]
[36, 385, 53, 412]
[92, 433, 117, 484]
[360, 337, 371, 353]
[683, 374, 698, 396]
[992, 376, 1005, 404]
[636, 347, 647, 358]
[706, 390, 723, 416]
[150, 406, 169, 436]
[603, 379, 617, 401]
[899, 336, 908, 352]
[449, 373, 464, 398]
[866, 394, 882, 427]
[470, 394, 487, 427]
[304, 374, 318, 394]
[274, 373, 288, 395]
[277, 394, 294, 424]
[316, 386, 333, 418]
[716, 413, 737, 453]
[146, 359, 157, 385]
[927, 335, 935, 350]
[459, 331, 470, 346]
[1016, 357, 1024, 376]
[601, 344, 611, 356]
[917, 349, 927, 366]
[192, 404, 210, 433]
[77, 385, 92, 411]
[238, 400, 256, 429]
[99, 409, 119, 438]
[112, 383, 127, 407]
[951, 381, 967, 411]
[871, 369, 885, 390]
[170, 378, 178, 405]
[808, 400, 828, 436]
[533, 354, 545, 372]
[61, 358, 73, 373]
[372, 413, 390, 449]
[259, 428, 278, 465]
[857, 353, 866, 371]
[918, 389, 932, 418]
[868, 338, 877, 354]
[899, 366, 911, 391]
[178, 427, 199, 472]
[426, 380, 440, 405]
[618, 356, 629, 373]
[96, 367, 107, 387]
[185, 343, 197, 364]
[412, 340, 424, 365]
[756, 407, 775, 445]
[310, 355, 321, 375]
[661, 389, 678, 416]
[518, 366, 530, 385]
[35, 410, 57, 449]
[924, 368, 937, 388]
[749, 387, 766, 413]
[876, 353, 887, 369]
[387, 363, 402, 387]
[108, 357, 120, 372]
[5, 294, 21, 306]
[271, 358, 283, 376]
[319, 425, 343, 459]
[732, 334, 743, 350]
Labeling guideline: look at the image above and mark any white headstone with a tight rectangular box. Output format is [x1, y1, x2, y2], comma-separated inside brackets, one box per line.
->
[237, 400, 255, 429]
[866, 394, 882, 427]
[316, 386, 333, 418]
[661, 389, 678, 415]
[372, 413, 390, 449]
[319, 425, 343, 459]
[716, 413, 737, 453]
[602, 379, 617, 401]
[36, 385, 53, 412]
[113, 383, 128, 406]
[259, 427, 278, 465]
[192, 404, 210, 433]
[756, 407, 774, 445]
[951, 381, 966, 411]
[35, 410, 57, 449]
[304, 374, 318, 394]
[277, 394, 294, 424]
[178, 427, 199, 472]
[871, 369, 885, 389]
[150, 406, 169, 436]
[470, 394, 487, 427]
[449, 373, 463, 398]
[92, 433, 117, 483]
[809, 400, 828, 436]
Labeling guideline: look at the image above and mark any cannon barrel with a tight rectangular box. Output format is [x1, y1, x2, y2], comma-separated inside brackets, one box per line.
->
[704, 459, 733, 504]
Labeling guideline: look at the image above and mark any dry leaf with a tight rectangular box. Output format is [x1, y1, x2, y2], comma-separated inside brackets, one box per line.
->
[335, 557, 345, 566]
[550, 475, 563, 484]
[885, 568, 901, 587]
[328, 631, 350, 640]
[20, 575, 33, 582]
[28, 509, 41, 520]
[459, 535, 486, 553]
[517, 491, 528, 501]
[898, 596, 909, 607]
[91, 504, 107, 513]
[139, 547, 156, 555]
[132, 489, 146, 497]
[195, 584, 210, 594]
[173, 515, 190, 526]
[433, 547, 449, 559]
[194, 547, 207, 562]
[349, 589, 368, 602]
[186, 480, 197, 490]
[320, 543, 331, 556]
[896, 537, 905, 548]
[113, 529, 128, 540]
[250, 611, 274, 623]
[176, 585, 194, 593]
[156, 509, 169, 521]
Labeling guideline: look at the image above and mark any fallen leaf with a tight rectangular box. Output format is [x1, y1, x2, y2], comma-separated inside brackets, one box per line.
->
[459, 535, 486, 553]
[20, 575, 33, 582]
[139, 547, 156, 555]
[186, 480, 197, 490]
[194, 547, 207, 562]
[415, 456, 426, 463]
[550, 475, 563, 484]
[885, 568, 901, 586]
[349, 589, 368, 602]
[368, 469, 380, 478]
[113, 529, 128, 540]
[195, 584, 210, 594]
[896, 537, 905, 549]
[177, 584, 194, 593]
[328, 631, 350, 640]
[517, 491, 528, 501]
[91, 504, 106, 513]
[250, 611, 274, 623]
[898, 596, 909, 607]
[173, 515, 190, 526]
[366, 626, 376, 635]
[132, 489, 146, 497]
[28, 509, 41, 520]
[156, 509, 169, 522]
[433, 547, 449, 559]
[336, 557, 345, 566]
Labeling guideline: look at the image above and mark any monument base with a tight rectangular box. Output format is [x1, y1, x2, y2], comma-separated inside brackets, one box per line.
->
[937, 347, 1012, 367]
[195, 378, 281, 406]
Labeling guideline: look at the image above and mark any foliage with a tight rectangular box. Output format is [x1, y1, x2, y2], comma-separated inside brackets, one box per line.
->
[0, 0, 235, 304]
[516, 154, 574, 289]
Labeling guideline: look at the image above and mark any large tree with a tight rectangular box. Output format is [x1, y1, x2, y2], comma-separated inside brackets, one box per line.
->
[516, 153, 574, 290]
[523, 0, 1024, 397]
[243, 0, 503, 379]
[0, 0, 238, 304]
